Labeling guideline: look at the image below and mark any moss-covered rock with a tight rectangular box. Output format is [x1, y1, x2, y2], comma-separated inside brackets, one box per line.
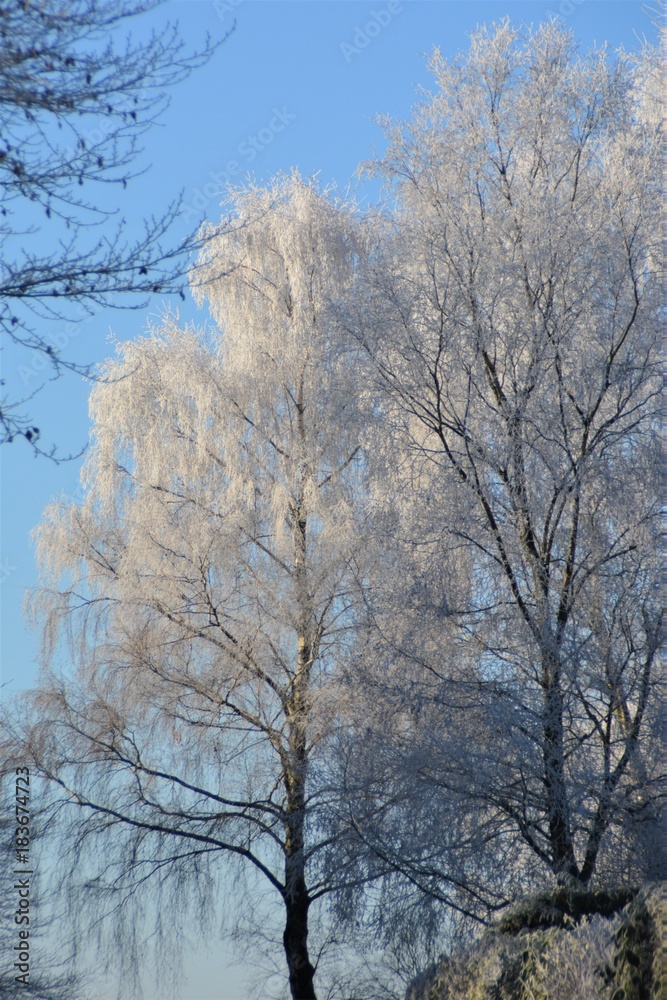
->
[605, 884, 663, 1000]
[405, 883, 664, 1000]
[496, 887, 637, 935]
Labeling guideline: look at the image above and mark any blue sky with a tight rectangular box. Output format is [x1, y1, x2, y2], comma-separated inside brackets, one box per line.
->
[0, 2, 656, 997]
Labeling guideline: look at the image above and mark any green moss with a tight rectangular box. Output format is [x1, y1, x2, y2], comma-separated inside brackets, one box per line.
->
[609, 891, 662, 1000]
[406, 884, 664, 1000]
[496, 887, 638, 935]
[491, 935, 552, 1000]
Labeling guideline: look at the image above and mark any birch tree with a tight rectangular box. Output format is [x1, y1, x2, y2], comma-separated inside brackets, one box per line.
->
[10, 175, 370, 1000]
[343, 21, 662, 893]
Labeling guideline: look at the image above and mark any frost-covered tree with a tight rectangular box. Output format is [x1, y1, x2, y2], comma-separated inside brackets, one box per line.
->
[4, 20, 662, 998]
[341, 20, 662, 898]
[7, 176, 372, 1000]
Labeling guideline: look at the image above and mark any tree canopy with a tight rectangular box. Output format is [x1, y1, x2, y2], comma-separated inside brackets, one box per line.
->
[3, 20, 662, 1000]
[339, 15, 661, 900]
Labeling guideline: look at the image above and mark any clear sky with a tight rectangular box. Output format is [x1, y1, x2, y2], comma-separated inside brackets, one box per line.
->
[0, 2, 657, 998]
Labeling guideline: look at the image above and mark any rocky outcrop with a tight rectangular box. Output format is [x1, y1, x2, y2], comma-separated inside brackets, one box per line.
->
[406, 883, 664, 1000]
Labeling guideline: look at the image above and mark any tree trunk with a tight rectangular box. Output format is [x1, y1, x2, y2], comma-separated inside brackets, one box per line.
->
[283, 727, 316, 1000]
[283, 871, 316, 1000]
[283, 718, 316, 999]
[542, 654, 578, 882]
[283, 711, 317, 999]
[283, 375, 317, 999]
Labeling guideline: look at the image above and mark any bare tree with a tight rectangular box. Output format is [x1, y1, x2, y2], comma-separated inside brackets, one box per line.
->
[0, 0, 225, 455]
[341, 20, 662, 895]
[6, 176, 379, 1000]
